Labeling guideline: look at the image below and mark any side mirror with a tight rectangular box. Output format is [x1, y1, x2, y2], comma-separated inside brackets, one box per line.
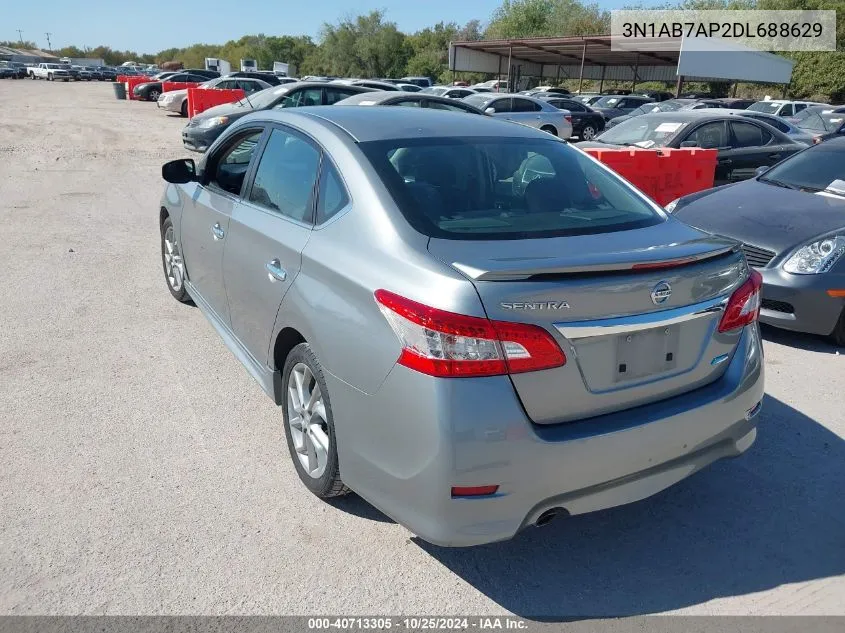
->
[485, 107, 496, 114]
[162, 159, 197, 184]
[680, 141, 699, 148]
[754, 165, 770, 177]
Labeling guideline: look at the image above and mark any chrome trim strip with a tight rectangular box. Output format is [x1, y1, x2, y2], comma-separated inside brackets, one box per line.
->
[554, 296, 727, 340]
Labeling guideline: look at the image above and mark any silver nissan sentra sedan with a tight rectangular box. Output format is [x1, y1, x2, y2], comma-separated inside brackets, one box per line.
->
[158, 106, 764, 547]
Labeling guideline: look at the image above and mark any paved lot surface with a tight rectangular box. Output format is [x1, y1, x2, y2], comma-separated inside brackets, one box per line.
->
[0, 81, 843, 617]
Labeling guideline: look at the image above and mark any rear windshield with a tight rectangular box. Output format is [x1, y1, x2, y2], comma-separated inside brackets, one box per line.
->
[747, 101, 783, 114]
[360, 137, 663, 240]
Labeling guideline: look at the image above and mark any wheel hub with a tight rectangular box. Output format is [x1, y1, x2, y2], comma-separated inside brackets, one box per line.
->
[163, 226, 185, 292]
[287, 363, 329, 478]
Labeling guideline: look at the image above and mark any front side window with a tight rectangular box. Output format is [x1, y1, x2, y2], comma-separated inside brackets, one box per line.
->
[684, 121, 728, 149]
[780, 104, 794, 116]
[277, 88, 322, 108]
[248, 128, 320, 222]
[426, 100, 473, 113]
[211, 131, 263, 195]
[395, 99, 421, 107]
[325, 88, 357, 105]
[360, 137, 663, 240]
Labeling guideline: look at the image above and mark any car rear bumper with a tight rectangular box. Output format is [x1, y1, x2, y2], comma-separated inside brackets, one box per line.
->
[758, 268, 844, 336]
[327, 323, 764, 547]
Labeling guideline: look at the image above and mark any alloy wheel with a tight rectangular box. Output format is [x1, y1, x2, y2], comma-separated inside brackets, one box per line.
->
[163, 226, 185, 291]
[286, 363, 330, 479]
[582, 126, 596, 140]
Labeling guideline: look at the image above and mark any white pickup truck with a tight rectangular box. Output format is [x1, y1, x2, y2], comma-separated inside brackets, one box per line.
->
[29, 63, 73, 82]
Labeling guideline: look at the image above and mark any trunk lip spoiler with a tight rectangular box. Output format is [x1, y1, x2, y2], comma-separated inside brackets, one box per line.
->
[555, 295, 728, 340]
[451, 244, 740, 281]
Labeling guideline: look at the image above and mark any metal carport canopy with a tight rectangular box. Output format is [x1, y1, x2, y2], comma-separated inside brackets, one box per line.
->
[448, 35, 794, 85]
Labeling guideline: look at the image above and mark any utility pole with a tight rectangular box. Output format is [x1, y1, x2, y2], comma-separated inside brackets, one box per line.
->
[16, 29, 25, 46]
[45, 32, 52, 51]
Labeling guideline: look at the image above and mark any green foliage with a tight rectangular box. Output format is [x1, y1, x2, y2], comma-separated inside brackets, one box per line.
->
[0, 40, 38, 49]
[485, 0, 610, 39]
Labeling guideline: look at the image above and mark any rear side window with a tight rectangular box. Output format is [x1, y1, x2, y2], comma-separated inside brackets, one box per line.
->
[248, 128, 320, 222]
[512, 98, 540, 112]
[325, 87, 358, 104]
[316, 160, 349, 224]
[360, 137, 662, 240]
[731, 121, 765, 147]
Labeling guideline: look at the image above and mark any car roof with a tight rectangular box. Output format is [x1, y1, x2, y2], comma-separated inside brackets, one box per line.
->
[333, 91, 484, 112]
[250, 106, 549, 142]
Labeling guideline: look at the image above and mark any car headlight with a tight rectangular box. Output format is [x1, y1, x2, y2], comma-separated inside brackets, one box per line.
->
[783, 236, 845, 274]
[665, 198, 681, 213]
[197, 116, 229, 129]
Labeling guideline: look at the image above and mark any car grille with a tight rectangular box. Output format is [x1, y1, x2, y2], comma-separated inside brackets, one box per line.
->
[761, 299, 794, 314]
[741, 243, 776, 268]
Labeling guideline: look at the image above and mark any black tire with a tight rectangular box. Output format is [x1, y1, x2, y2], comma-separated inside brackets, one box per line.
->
[830, 310, 845, 346]
[580, 125, 597, 141]
[281, 343, 349, 498]
[181, 100, 188, 117]
[160, 216, 192, 303]
[540, 125, 557, 136]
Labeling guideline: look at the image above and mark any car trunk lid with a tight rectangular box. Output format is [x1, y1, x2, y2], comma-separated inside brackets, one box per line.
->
[428, 220, 749, 424]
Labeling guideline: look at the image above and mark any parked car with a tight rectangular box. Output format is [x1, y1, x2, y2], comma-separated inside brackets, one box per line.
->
[396, 83, 422, 92]
[350, 79, 399, 91]
[573, 93, 602, 106]
[29, 63, 72, 81]
[472, 79, 508, 92]
[333, 91, 485, 114]
[158, 106, 764, 546]
[98, 66, 117, 81]
[591, 95, 654, 121]
[637, 91, 674, 102]
[182, 82, 374, 152]
[134, 72, 207, 102]
[537, 96, 605, 140]
[582, 111, 804, 185]
[606, 98, 729, 129]
[794, 109, 845, 143]
[226, 71, 284, 86]
[786, 104, 845, 124]
[668, 138, 845, 344]
[5, 61, 28, 78]
[735, 111, 815, 144]
[183, 69, 221, 79]
[0, 64, 17, 79]
[422, 86, 477, 99]
[158, 76, 272, 117]
[399, 76, 433, 88]
[746, 99, 827, 118]
[73, 66, 95, 81]
[462, 93, 573, 139]
[521, 86, 571, 96]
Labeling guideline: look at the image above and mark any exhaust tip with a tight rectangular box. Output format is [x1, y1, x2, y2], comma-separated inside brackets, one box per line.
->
[535, 508, 565, 527]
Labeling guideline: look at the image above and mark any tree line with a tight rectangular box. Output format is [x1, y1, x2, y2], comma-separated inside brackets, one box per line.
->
[4, 0, 844, 100]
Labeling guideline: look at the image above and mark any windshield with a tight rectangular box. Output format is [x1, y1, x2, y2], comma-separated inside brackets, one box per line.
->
[796, 111, 837, 132]
[360, 137, 663, 240]
[248, 85, 292, 108]
[747, 101, 783, 114]
[595, 116, 689, 147]
[760, 143, 845, 194]
[594, 96, 623, 108]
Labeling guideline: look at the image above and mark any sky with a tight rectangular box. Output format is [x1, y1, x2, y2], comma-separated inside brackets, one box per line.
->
[4, 0, 637, 54]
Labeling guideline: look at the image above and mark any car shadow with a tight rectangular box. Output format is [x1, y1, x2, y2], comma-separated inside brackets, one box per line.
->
[327, 493, 395, 523]
[413, 394, 844, 618]
[761, 324, 841, 354]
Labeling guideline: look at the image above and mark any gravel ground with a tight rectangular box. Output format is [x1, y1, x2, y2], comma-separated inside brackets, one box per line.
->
[0, 80, 843, 617]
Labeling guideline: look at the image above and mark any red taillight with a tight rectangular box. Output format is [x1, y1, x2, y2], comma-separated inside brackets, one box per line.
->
[451, 485, 499, 497]
[718, 270, 763, 333]
[374, 289, 566, 378]
[565, 115, 572, 123]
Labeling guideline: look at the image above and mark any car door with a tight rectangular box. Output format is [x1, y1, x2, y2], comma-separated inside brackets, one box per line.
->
[507, 97, 543, 127]
[180, 128, 265, 324]
[726, 120, 785, 181]
[222, 125, 321, 364]
[678, 120, 733, 185]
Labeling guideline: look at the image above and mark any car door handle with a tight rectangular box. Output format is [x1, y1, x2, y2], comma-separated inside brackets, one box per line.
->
[718, 158, 732, 165]
[265, 259, 287, 282]
[768, 153, 782, 159]
[211, 223, 225, 240]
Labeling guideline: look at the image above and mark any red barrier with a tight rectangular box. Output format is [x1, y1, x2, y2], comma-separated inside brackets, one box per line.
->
[124, 76, 152, 101]
[187, 87, 246, 118]
[161, 81, 194, 93]
[582, 147, 717, 206]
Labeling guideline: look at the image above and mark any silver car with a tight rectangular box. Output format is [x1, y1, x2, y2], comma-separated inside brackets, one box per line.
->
[463, 93, 573, 139]
[158, 107, 764, 547]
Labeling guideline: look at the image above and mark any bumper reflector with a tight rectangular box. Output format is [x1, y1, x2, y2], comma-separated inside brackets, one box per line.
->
[745, 400, 763, 421]
[451, 485, 499, 498]
[826, 290, 845, 298]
